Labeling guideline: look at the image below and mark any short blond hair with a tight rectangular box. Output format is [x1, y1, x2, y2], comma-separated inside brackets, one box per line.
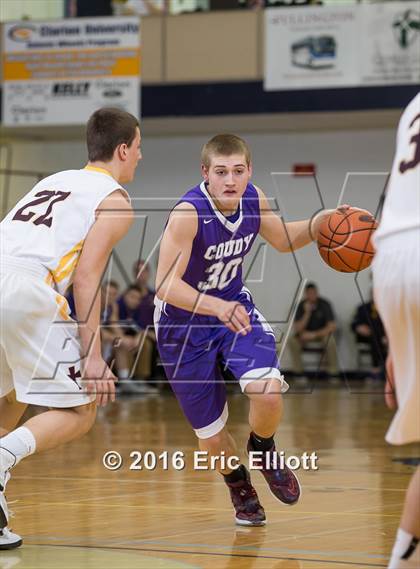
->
[201, 134, 251, 169]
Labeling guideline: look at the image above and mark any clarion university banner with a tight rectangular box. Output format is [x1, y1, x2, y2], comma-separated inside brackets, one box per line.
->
[2, 17, 141, 126]
[265, 1, 420, 91]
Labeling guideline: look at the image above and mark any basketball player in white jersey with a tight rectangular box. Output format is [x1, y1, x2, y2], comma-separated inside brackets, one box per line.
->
[0, 107, 141, 549]
[373, 92, 420, 568]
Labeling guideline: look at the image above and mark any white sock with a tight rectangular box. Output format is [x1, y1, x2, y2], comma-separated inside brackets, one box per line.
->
[119, 369, 129, 380]
[0, 427, 37, 471]
[388, 528, 419, 569]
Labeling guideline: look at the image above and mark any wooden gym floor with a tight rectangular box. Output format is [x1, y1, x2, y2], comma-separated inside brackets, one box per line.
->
[2, 384, 419, 569]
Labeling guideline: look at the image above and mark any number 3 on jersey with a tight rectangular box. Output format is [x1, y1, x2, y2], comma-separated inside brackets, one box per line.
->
[197, 258, 242, 292]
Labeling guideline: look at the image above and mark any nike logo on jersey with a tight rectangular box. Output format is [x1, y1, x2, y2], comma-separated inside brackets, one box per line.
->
[204, 219, 213, 224]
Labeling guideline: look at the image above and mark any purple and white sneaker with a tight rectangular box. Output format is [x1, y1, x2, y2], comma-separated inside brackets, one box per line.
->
[224, 467, 266, 526]
[247, 437, 301, 506]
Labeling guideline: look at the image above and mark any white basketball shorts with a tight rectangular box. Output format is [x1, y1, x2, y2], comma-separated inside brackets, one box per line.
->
[0, 256, 95, 408]
[373, 229, 420, 445]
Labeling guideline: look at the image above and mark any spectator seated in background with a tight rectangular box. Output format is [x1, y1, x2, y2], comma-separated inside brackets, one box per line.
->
[117, 283, 158, 393]
[67, 281, 147, 394]
[100, 281, 140, 393]
[132, 259, 155, 332]
[351, 294, 387, 381]
[133, 259, 160, 374]
[288, 282, 339, 384]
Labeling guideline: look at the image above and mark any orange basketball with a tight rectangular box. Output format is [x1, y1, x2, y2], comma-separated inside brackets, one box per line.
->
[317, 207, 378, 273]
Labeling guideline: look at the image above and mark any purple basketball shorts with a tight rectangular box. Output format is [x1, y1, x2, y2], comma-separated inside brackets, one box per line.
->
[155, 292, 288, 438]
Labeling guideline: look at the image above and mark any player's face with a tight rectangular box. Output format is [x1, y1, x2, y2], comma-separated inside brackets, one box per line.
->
[120, 127, 142, 184]
[202, 154, 252, 214]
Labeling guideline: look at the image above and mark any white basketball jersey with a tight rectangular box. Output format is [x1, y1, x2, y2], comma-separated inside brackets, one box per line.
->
[374, 93, 420, 245]
[0, 166, 128, 295]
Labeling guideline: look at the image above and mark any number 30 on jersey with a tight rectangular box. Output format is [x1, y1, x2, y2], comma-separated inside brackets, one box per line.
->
[197, 258, 242, 292]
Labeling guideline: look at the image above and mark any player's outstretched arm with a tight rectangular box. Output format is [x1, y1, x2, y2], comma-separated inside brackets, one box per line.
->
[156, 203, 251, 335]
[73, 190, 133, 406]
[256, 186, 348, 252]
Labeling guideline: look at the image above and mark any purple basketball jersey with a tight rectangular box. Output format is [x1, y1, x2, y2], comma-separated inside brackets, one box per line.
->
[163, 181, 260, 319]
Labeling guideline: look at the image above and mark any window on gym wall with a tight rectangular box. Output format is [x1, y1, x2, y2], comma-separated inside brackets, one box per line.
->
[0, 0, 64, 22]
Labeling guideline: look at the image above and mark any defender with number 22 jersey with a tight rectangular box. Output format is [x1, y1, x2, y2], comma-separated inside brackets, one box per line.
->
[0, 107, 139, 552]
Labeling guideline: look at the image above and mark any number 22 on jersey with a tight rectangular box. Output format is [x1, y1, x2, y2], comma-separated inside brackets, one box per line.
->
[13, 190, 70, 228]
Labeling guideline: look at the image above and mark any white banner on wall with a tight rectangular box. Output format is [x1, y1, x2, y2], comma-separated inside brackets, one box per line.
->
[265, 2, 420, 91]
[2, 17, 141, 126]
[359, 2, 420, 86]
[265, 6, 360, 91]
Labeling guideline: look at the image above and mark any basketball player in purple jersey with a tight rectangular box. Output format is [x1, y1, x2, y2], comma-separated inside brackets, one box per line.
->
[155, 134, 348, 525]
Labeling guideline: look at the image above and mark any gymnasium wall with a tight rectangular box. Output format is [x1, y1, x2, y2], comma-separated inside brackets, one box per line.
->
[1, 125, 396, 370]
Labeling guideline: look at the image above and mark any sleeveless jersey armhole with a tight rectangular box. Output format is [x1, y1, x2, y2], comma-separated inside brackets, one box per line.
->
[248, 183, 262, 235]
[173, 199, 201, 248]
[89, 186, 129, 229]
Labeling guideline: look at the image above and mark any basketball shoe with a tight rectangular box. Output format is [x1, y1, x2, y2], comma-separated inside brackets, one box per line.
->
[0, 470, 22, 550]
[247, 436, 301, 506]
[224, 466, 266, 526]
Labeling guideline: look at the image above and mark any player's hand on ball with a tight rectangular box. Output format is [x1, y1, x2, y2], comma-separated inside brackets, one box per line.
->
[216, 300, 251, 335]
[311, 204, 351, 239]
[83, 356, 117, 407]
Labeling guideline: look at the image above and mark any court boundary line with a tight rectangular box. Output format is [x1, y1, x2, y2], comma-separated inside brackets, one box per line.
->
[23, 542, 388, 568]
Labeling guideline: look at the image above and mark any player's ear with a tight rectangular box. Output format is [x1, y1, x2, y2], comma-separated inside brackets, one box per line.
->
[201, 163, 209, 181]
[117, 143, 128, 161]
